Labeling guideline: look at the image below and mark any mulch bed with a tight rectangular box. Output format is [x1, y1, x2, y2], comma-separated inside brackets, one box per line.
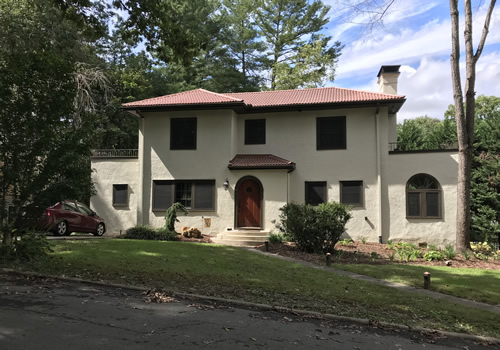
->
[256, 241, 500, 270]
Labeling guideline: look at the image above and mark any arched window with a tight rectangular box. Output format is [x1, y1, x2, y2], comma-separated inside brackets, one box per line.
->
[406, 174, 441, 218]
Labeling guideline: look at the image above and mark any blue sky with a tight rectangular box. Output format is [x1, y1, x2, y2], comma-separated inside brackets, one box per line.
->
[323, 1, 500, 121]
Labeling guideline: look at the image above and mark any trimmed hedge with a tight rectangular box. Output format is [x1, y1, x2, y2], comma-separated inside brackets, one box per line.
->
[124, 225, 178, 241]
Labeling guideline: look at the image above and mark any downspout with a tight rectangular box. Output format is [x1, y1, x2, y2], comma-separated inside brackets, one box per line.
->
[136, 110, 145, 226]
[375, 105, 383, 242]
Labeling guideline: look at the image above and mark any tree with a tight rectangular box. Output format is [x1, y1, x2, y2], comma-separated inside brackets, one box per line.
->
[343, 0, 497, 251]
[0, 0, 104, 246]
[256, 0, 342, 90]
[449, 0, 496, 251]
[220, 0, 266, 88]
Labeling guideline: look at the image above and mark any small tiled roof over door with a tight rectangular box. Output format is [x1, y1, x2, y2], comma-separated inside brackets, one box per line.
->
[228, 154, 296, 171]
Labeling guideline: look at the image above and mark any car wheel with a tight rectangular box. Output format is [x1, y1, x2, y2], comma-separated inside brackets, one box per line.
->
[55, 221, 68, 236]
[94, 222, 105, 236]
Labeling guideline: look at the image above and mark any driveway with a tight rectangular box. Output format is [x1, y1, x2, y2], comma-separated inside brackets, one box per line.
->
[0, 272, 493, 349]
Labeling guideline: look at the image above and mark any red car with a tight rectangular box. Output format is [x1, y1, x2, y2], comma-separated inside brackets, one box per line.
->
[39, 200, 106, 236]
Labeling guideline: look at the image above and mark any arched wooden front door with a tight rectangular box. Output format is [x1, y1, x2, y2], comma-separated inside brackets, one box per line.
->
[237, 178, 262, 228]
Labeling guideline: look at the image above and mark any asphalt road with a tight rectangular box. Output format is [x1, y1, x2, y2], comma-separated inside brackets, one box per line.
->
[0, 272, 495, 350]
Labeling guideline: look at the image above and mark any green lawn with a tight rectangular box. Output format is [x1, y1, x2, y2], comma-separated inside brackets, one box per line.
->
[335, 264, 500, 305]
[3, 239, 500, 338]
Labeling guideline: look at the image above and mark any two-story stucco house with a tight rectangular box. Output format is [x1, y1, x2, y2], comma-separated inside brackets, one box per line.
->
[90, 65, 459, 246]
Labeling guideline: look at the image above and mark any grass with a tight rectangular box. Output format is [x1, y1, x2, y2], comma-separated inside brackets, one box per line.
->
[2, 239, 500, 338]
[335, 264, 500, 305]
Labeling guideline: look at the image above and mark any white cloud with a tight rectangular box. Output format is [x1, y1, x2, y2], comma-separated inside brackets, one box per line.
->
[329, 2, 500, 121]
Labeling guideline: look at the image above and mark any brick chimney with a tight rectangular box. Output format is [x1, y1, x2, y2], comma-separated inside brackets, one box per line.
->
[377, 65, 401, 94]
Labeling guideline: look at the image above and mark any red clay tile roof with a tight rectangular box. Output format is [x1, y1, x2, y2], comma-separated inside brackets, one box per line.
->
[123, 87, 405, 110]
[224, 87, 404, 107]
[123, 89, 243, 108]
[228, 154, 295, 170]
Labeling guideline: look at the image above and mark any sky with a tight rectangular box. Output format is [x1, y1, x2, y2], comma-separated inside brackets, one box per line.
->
[323, 1, 500, 121]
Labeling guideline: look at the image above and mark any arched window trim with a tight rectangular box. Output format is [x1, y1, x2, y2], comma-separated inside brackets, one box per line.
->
[406, 173, 442, 219]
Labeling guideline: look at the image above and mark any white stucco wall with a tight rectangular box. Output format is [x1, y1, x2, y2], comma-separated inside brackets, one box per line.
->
[90, 158, 139, 235]
[91, 104, 459, 245]
[384, 151, 458, 246]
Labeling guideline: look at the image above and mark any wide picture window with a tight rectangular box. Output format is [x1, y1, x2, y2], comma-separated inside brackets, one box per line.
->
[153, 180, 215, 211]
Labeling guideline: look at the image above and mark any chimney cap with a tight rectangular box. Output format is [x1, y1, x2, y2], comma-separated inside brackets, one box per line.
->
[377, 65, 401, 78]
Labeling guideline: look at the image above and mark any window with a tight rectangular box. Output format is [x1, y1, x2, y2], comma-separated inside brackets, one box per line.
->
[305, 181, 327, 206]
[76, 202, 93, 215]
[317, 116, 346, 150]
[171, 117, 197, 150]
[406, 174, 441, 218]
[113, 184, 128, 207]
[245, 119, 266, 144]
[153, 180, 215, 211]
[340, 181, 363, 207]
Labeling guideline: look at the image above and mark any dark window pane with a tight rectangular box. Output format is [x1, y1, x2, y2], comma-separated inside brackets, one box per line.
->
[245, 119, 266, 144]
[426, 192, 439, 217]
[317, 117, 346, 150]
[407, 193, 421, 216]
[113, 184, 128, 206]
[341, 181, 362, 206]
[194, 181, 215, 210]
[171, 118, 197, 150]
[153, 181, 173, 210]
[175, 182, 192, 208]
[305, 182, 326, 206]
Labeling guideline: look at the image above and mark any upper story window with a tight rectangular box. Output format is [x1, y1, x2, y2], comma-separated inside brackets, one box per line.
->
[340, 181, 363, 207]
[153, 180, 215, 211]
[171, 117, 197, 150]
[245, 119, 266, 145]
[406, 174, 441, 218]
[305, 181, 327, 206]
[317, 116, 346, 150]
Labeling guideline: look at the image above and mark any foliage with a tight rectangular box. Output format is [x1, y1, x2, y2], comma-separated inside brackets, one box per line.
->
[123, 225, 178, 241]
[387, 242, 422, 262]
[424, 250, 445, 262]
[442, 245, 456, 260]
[164, 203, 188, 232]
[339, 238, 354, 246]
[276, 202, 351, 254]
[361, 237, 367, 244]
[0, 232, 51, 262]
[256, 0, 342, 89]
[0, 0, 100, 245]
[267, 232, 287, 244]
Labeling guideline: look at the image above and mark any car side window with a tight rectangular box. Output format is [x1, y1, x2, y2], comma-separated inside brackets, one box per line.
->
[63, 202, 78, 212]
[76, 203, 93, 215]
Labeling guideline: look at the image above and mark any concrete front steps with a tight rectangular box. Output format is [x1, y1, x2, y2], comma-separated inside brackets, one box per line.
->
[213, 229, 270, 247]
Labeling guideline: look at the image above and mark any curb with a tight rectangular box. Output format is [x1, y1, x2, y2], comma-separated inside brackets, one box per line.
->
[1, 268, 499, 345]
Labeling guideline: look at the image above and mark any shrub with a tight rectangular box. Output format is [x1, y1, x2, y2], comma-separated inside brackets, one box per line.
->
[276, 202, 351, 254]
[164, 202, 188, 232]
[155, 228, 179, 241]
[361, 237, 367, 244]
[339, 238, 354, 246]
[424, 251, 444, 261]
[389, 242, 422, 262]
[124, 226, 177, 241]
[268, 232, 286, 244]
[0, 232, 51, 262]
[443, 244, 456, 259]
